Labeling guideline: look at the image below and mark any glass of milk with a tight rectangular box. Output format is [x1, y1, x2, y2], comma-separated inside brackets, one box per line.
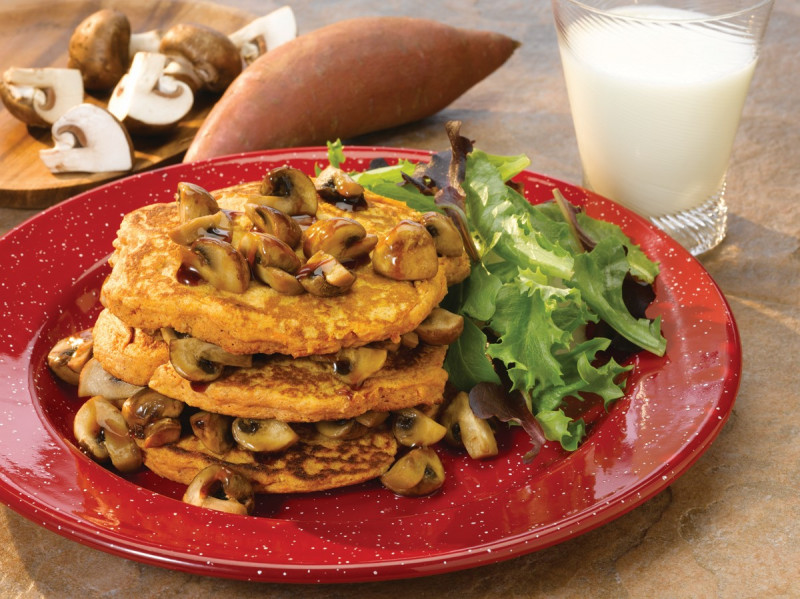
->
[551, 0, 774, 255]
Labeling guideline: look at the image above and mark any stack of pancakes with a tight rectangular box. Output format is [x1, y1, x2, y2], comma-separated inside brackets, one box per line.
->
[87, 171, 470, 494]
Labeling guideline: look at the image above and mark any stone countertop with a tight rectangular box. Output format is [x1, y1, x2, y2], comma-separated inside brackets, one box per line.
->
[1, 1, 798, 597]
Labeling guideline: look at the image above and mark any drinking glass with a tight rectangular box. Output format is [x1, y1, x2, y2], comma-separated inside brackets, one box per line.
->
[552, 0, 774, 255]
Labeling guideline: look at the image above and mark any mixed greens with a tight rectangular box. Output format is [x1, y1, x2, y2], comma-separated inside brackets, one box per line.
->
[326, 123, 666, 458]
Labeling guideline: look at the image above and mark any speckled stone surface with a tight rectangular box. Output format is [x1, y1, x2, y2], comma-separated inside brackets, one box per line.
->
[1, 1, 798, 597]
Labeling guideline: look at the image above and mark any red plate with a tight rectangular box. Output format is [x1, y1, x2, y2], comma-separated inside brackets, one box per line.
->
[0, 147, 740, 582]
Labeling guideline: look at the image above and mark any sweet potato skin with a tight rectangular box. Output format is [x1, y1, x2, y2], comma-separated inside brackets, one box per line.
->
[184, 17, 519, 162]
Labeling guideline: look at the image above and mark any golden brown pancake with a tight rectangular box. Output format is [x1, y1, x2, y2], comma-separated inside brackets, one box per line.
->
[142, 425, 397, 494]
[92, 309, 448, 422]
[101, 186, 466, 357]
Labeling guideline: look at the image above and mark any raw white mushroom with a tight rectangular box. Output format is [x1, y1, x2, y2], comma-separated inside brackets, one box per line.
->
[39, 103, 134, 173]
[228, 6, 297, 65]
[108, 51, 194, 134]
[0, 67, 84, 127]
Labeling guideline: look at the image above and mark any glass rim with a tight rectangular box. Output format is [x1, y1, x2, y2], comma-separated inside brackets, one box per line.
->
[556, 0, 775, 23]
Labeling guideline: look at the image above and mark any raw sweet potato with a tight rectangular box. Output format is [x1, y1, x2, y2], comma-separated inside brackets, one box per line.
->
[183, 17, 519, 162]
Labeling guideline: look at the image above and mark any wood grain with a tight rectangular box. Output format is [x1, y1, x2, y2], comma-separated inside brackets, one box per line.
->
[0, 0, 254, 208]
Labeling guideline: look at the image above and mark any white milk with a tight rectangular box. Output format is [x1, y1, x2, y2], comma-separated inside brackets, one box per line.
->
[558, 5, 757, 218]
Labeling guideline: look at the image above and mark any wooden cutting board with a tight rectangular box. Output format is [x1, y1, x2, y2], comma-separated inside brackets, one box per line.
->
[0, 0, 254, 208]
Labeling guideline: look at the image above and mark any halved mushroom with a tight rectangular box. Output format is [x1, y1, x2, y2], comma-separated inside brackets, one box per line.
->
[392, 408, 447, 447]
[175, 182, 219, 222]
[74, 396, 142, 472]
[315, 419, 368, 440]
[179, 237, 251, 293]
[245, 203, 302, 249]
[439, 392, 498, 459]
[169, 337, 252, 382]
[257, 167, 318, 216]
[297, 251, 356, 297]
[314, 166, 368, 211]
[0, 67, 84, 128]
[121, 389, 184, 448]
[39, 103, 134, 174]
[159, 23, 242, 93]
[168, 210, 232, 245]
[47, 329, 93, 385]
[68, 9, 131, 91]
[380, 447, 445, 497]
[414, 308, 464, 346]
[302, 217, 378, 261]
[422, 212, 464, 257]
[183, 464, 254, 515]
[231, 418, 299, 453]
[190, 410, 235, 454]
[77, 358, 144, 399]
[371, 220, 439, 281]
[108, 51, 194, 135]
[331, 346, 387, 387]
[237, 231, 304, 295]
[228, 5, 297, 65]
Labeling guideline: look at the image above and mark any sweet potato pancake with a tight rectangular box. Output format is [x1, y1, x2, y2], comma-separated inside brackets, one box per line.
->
[92, 309, 449, 422]
[101, 186, 467, 357]
[142, 425, 398, 494]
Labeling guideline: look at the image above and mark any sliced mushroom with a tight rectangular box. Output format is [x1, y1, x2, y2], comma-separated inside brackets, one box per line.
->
[231, 418, 299, 453]
[315, 419, 368, 440]
[183, 464, 254, 515]
[355, 410, 390, 428]
[371, 220, 439, 281]
[179, 237, 251, 293]
[47, 329, 93, 385]
[77, 358, 144, 399]
[237, 231, 304, 295]
[39, 103, 134, 173]
[302, 217, 378, 261]
[330, 346, 387, 387]
[440, 392, 498, 459]
[414, 307, 464, 346]
[121, 389, 184, 448]
[380, 447, 445, 497]
[169, 337, 252, 382]
[67, 9, 131, 91]
[190, 410, 235, 454]
[159, 23, 242, 93]
[129, 29, 163, 55]
[168, 210, 232, 245]
[296, 251, 356, 297]
[228, 6, 297, 65]
[176, 181, 220, 222]
[314, 166, 368, 211]
[108, 51, 194, 135]
[0, 67, 84, 128]
[74, 396, 142, 472]
[392, 407, 447, 447]
[257, 167, 318, 216]
[422, 212, 464, 257]
[244, 203, 302, 249]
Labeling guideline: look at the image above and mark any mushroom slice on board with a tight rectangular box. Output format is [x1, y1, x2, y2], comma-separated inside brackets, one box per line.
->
[159, 23, 242, 93]
[108, 52, 194, 135]
[380, 447, 445, 497]
[39, 103, 134, 173]
[183, 464, 254, 515]
[67, 8, 131, 91]
[129, 29, 163, 56]
[0, 67, 84, 128]
[228, 5, 297, 65]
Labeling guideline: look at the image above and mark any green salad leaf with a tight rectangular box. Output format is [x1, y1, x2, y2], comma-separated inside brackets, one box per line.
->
[332, 140, 666, 452]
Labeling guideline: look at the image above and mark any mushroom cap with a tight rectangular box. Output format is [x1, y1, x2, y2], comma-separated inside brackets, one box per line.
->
[68, 8, 131, 91]
[159, 23, 242, 93]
